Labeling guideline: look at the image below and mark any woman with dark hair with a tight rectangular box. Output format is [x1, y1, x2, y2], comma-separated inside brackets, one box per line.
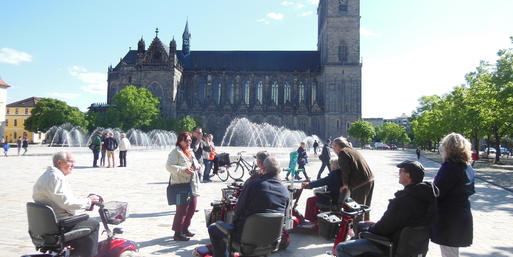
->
[166, 132, 202, 241]
[432, 132, 474, 257]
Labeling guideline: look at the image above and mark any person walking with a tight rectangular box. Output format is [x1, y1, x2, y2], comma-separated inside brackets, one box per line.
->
[22, 137, 29, 155]
[104, 132, 118, 168]
[91, 132, 102, 167]
[416, 147, 421, 160]
[313, 140, 319, 156]
[166, 132, 201, 241]
[118, 133, 131, 167]
[2, 141, 9, 157]
[317, 139, 332, 179]
[431, 133, 474, 257]
[17, 137, 22, 156]
[202, 134, 215, 183]
[297, 141, 310, 181]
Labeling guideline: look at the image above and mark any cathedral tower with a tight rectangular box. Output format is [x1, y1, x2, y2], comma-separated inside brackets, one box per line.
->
[318, 0, 361, 138]
[182, 20, 191, 56]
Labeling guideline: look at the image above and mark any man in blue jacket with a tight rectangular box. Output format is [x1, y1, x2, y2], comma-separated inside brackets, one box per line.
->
[336, 160, 437, 257]
[208, 156, 289, 257]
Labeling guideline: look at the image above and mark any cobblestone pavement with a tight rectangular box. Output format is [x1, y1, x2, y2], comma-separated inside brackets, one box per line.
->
[1, 146, 512, 256]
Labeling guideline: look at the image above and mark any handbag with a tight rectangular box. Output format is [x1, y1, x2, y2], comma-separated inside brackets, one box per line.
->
[167, 181, 192, 205]
[88, 143, 96, 151]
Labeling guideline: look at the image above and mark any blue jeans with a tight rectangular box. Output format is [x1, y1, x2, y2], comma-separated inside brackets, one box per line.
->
[208, 223, 228, 257]
[336, 238, 384, 257]
[204, 159, 213, 182]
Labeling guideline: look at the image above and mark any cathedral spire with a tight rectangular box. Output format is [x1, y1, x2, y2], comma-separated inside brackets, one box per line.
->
[182, 19, 191, 56]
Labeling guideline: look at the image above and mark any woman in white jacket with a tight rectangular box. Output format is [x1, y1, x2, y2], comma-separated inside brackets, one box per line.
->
[166, 131, 201, 241]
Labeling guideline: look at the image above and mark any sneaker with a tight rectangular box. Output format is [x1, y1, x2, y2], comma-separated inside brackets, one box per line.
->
[173, 233, 190, 241]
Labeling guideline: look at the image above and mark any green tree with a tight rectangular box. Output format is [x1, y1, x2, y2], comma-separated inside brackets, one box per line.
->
[380, 122, 409, 146]
[173, 115, 196, 135]
[25, 98, 87, 132]
[348, 119, 375, 147]
[110, 85, 161, 130]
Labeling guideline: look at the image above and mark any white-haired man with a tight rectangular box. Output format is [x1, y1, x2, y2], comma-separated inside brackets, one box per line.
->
[33, 151, 100, 257]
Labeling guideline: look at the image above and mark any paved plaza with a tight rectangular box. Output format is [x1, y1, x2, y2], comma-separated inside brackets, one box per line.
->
[1, 146, 512, 257]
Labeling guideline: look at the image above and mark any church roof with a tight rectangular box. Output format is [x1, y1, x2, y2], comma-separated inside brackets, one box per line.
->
[113, 49, 320, 72]
[7, 97, 41, 107]
[177, 50, 320, 72]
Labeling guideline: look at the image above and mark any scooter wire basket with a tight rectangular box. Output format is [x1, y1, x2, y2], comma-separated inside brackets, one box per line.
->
[103, 201, 128, 225]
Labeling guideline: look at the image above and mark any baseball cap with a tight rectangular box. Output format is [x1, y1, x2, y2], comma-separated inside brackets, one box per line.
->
[397, 160, 425, 179]
[326, 139, 331, 143]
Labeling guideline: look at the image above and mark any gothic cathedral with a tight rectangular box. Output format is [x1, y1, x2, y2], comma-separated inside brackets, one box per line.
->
[107, 0, 361, 140]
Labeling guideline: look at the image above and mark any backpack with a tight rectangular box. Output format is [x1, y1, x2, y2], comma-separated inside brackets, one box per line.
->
[464, 165, 475, 196]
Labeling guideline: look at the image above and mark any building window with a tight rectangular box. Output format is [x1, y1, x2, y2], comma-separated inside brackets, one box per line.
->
[244, 81, 250, 105]
[198, 80, 206, 104]
[311, 82, 317, 104]
[284, 82, 291, 103]
[6, 109, 9, 114]
[257, 81, 263, 104]
[339, 44, 348, 63]
[14, 119, 17, 126]
[15, 108, 18, 114]
[271, 82, 279, 105]
[5, 119, 7, 126]
[299, 82, 305, 103]
[25, 108, 29, 114]
[215, 82, 222, 105]
[14, 131, 17, 139]
[228, 83, 235, 104]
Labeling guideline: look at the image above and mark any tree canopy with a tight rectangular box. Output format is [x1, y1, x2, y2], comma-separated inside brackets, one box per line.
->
[348, 119, 375, 147]
[25, 98, 87, 132]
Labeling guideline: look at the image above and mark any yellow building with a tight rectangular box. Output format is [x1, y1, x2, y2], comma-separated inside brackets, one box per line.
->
[4, 97, 45, 143]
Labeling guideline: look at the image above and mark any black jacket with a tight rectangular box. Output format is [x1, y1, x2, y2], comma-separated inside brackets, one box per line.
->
[431, 162, 473, 247]
[307, 169, 342, 204]
[320, 144, 331, 162]
[104, 137, 118, 151]
[370, 182, 437, 241]
[233, 173, 289, 241]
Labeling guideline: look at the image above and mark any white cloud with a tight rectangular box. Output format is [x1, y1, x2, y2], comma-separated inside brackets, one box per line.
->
[301, 11, 313, 16]
[360, 27, 380, 38]
[267, 12, 284, 20]
[281, 1, 295, 6]
[49, 92, 81, 100]
[257, 18, 270, 25]
[0, 48, 32, 65]
[68, 66, 107, 95]
[297, 3, 305, 8]
[310, 0, 319, 5]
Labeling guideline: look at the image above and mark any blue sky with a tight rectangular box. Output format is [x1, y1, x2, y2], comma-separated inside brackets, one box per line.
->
[1, 0, 512, 119]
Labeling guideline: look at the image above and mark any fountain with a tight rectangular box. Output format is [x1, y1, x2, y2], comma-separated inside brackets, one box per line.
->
[45, 124, 176, 148]
[220, 118, 321, 148]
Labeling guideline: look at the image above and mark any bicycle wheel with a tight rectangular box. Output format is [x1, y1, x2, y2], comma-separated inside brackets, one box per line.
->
[228, 161, 245, 180]
[216, 163, 230, 182]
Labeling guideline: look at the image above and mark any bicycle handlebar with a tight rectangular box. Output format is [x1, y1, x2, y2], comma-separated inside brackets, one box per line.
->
[339, 205, 371, 217]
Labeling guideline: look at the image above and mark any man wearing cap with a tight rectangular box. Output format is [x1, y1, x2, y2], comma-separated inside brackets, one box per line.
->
[317, 140, 331, 179]
[335, 160, 437, 257]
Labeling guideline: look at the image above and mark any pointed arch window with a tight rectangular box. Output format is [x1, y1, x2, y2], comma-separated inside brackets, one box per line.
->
[228, 83, 235, 104]
[198, 80, 206, 104]
[298, 82, 305, 103]
[271, 82, 279, 105]
[311, 81, 317, 104]
[284, 82, 291, 103]
[257, 81, 263, 104]
[215, 82, 222, 105]
[244, 81, 250, 105]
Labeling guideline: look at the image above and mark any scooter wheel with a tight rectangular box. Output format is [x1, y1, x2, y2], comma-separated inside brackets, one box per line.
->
[119, 250, 137, 257]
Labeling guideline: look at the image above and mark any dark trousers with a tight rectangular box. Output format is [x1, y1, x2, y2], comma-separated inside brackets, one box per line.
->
[100, 149, 106, 166]
[119, 151, 127, 167]
[298, 164, 310, 180]
[336, 238, 384, 257]
[203, 159, 213, 181]
[172, 196, 197, 234]
[208, 223, 228, 257]
[92, 150, 99, 167]
[351, 181, 374, 223]
[317, 160, 331, 179]
[69, 218, 99, 257]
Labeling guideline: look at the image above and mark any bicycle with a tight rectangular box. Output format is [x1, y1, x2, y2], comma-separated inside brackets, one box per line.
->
[224, 151, 258, 181]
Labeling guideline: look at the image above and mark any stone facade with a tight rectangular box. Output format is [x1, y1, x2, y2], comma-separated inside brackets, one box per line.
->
[107, 0, 361, 141]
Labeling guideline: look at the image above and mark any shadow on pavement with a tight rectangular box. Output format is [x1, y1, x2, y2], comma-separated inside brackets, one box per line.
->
[130, 211, 174, 218]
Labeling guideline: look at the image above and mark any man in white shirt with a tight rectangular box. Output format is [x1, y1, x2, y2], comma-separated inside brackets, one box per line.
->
[118, 133, 131, 167]
[33, 151, 100, 257]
